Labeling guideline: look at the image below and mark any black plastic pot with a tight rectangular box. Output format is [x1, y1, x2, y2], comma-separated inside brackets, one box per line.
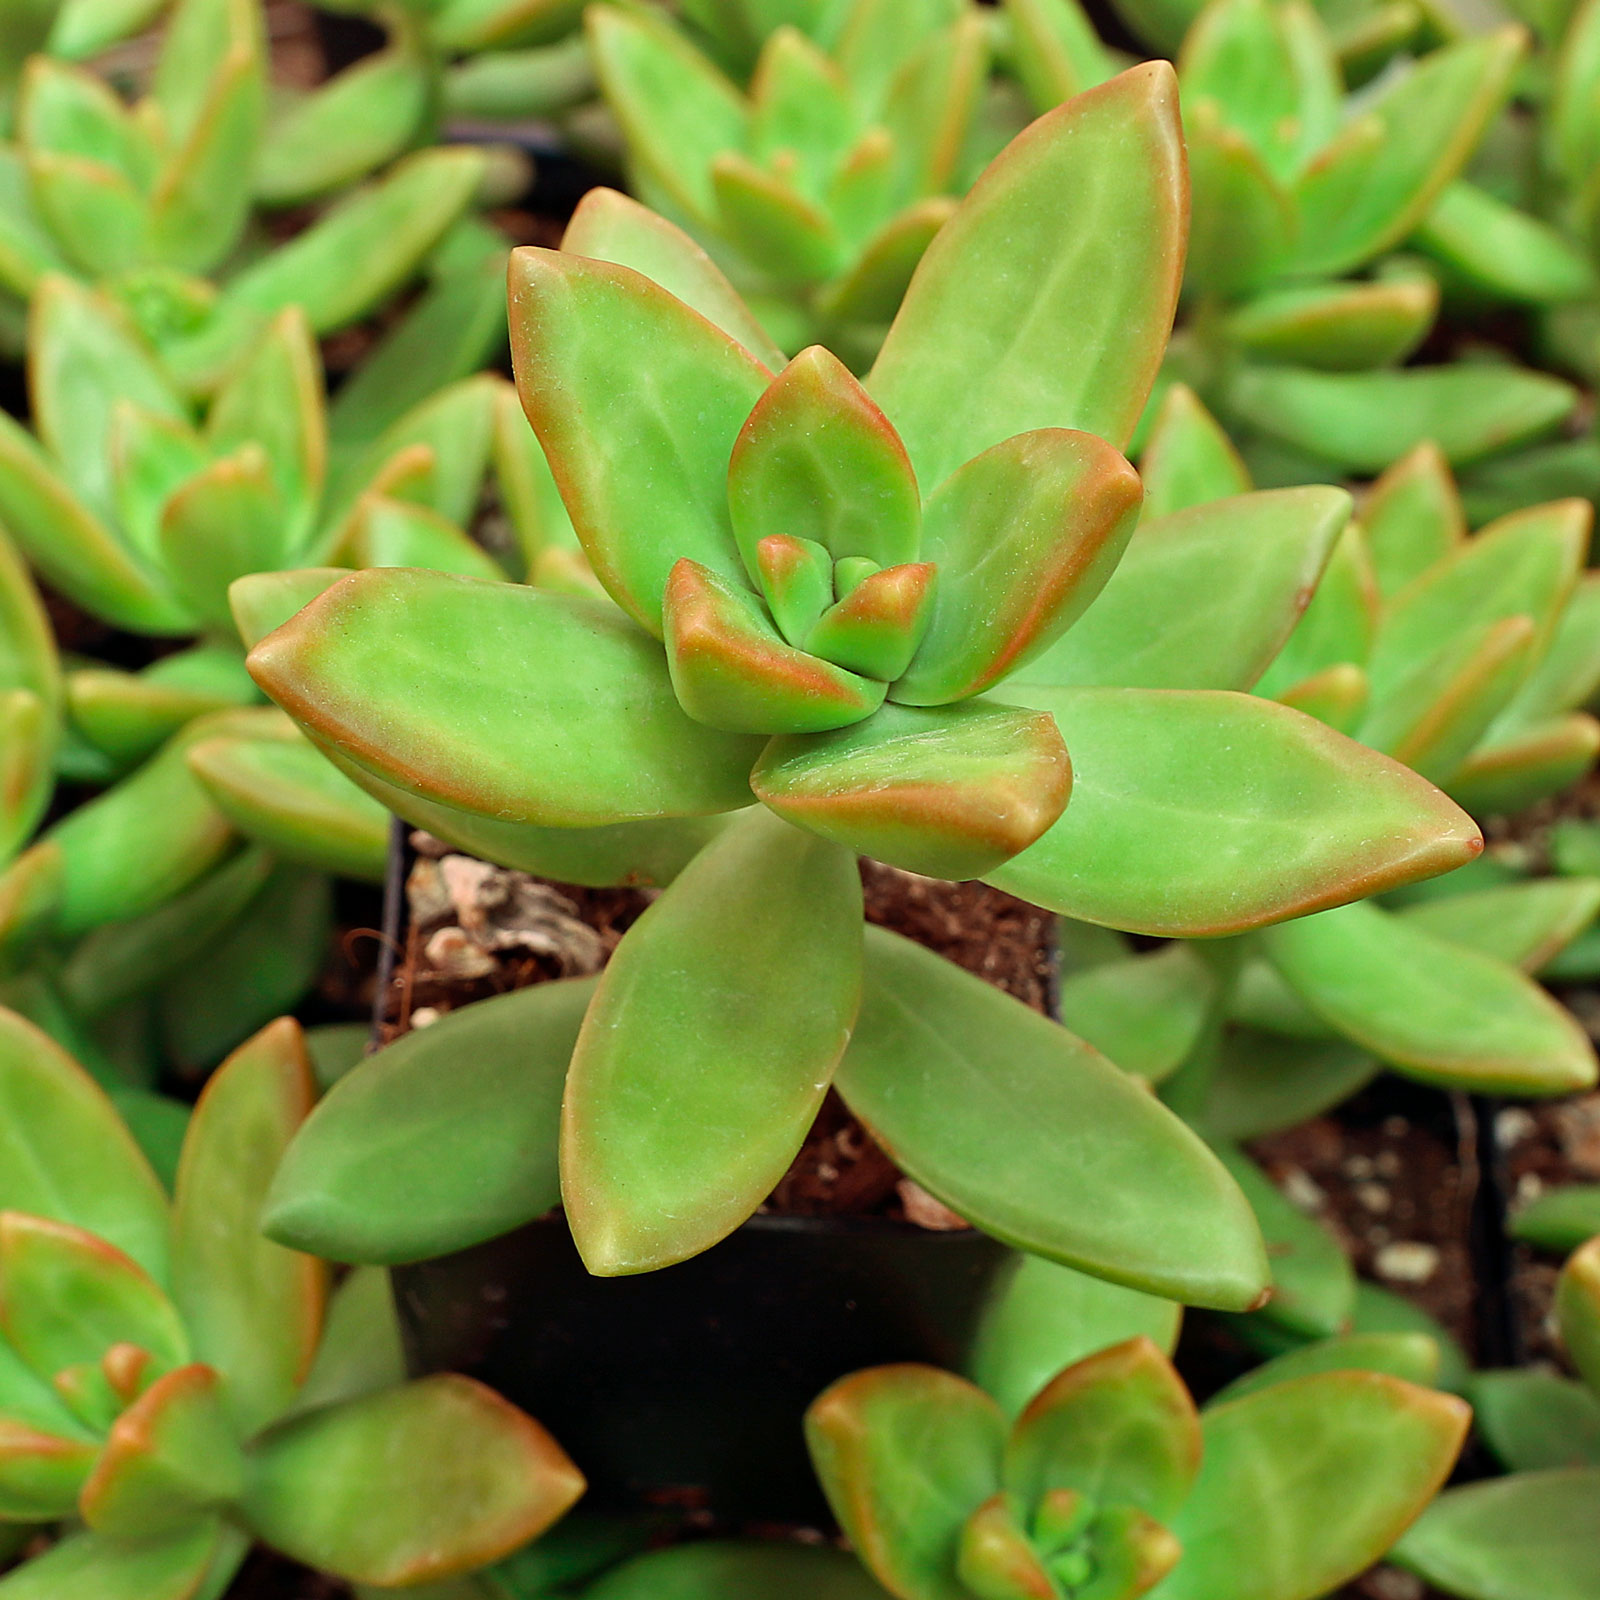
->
[392, 1214, 1012, 1523]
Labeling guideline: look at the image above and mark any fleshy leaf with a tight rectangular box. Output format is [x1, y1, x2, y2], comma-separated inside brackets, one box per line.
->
[0, 1520, 225, 1600]
[1021, 488, 1349, 692]
[78, 1364, 246, 1537]
[1393, 1469, 1600, 1600]
[582, 1542, 892, 1599]
[1158, 1373, 1470, 1600]
[1004, 1338, 1200, 1520]
[0, 1213, 188, 1386]
[751, 699, 1072, 880]
[805, 562, 936, 681]
[1259, 900, 1598, 1093]
[894, 429, 1141, 704]
[966, 1254, 1182, 1420]
[987, 686, 1480, 936]
[508, 247, 771, 636]
[243, 1375, 585, 1585]
[1137, 384, 1251, 519]
[248, 569, 763, 826]
[1361, 442, 1466, 598]
[1513, 1186, 1600, 1255]
[1056, 943, 1218, 1084]
[806, 1365, 1005, 1600]
[729, 345, 921, 577]
[0, 1008, 170, 1278]
[172, 1019, 324, 1436]
[756, 535, 834, 647]
[835, 927, 1270, 1310]
[1212, 1331, 1443, 1405]
[0, 1419, 98, 1519]
[1220, 278, 1438, 371]
[1558, 1237, 1600, 1394]
[868, 62, 1184, 485]
[663, 558, 886, 734]
[1399, 879, 1600, 973]
[266, 978, 594, 1266]
[562, 807, 860, 1275]
[1469, 1370, 1600, 1472]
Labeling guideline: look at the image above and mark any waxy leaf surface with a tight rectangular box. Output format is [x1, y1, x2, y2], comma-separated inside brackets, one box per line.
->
[562, 808, 861, 1275]
[836, 928, 1269, 1309]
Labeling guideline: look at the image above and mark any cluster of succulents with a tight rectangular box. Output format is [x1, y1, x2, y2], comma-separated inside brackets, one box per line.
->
[0, 0, 1597, 1593]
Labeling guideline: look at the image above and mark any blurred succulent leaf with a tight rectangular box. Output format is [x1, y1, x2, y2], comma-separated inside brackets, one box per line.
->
[1137, 383, 1251, 519]
[0, 1519, 226, 1600]
[186, 733, 390, 882]
[868, 62, 1185, 484]
[1213, 1141, 1354, 1338]
[1254, 522, 1378, 701]
[1491, 568, 1600, 736]
[78, 1363, 245, 1537]
[172, 1019, 324, 1436]
[836, 927, 1270, 1310]
[228, 569, 347, 651]
[0, 1415, 98, 1519]
[1361, 442, 1464, 598]
[0, 1007, 170, 1276]
[1221, 278, 1438, 371]
[1415, 181, 1595, 306]
[1259, 899, 1597, 1093]
[751, 699, 1071, 879]
[1469, 1370, 1600, 1472]
[1212, 1331, 1442, 1404]
[1022, 488, 1348, 692]
[1399, 879, 1600, 972]
[1160, 1372, 1469, 1600]
[1292, 28, 1524, 277]
[712, 153, 845, 286]
[1005, 0, 1114, 112]
[1393, 1469, 1600, 1600]
[894, 428, 1141, 704]
[1448, 714, 1600, 815]
[267, 979, 594, 1266]
[989, 685, 1478, 935]
[0, 1212, 187, 1385]
[509, 248, 770, 635]
[967, 1253, 1181, 1420]
[243, 1375, 585, 1586]
[1005, 1337, 1200, 1518]
[582, 1541, 889, 1600]
[1558, 1237, 1600, 1393]
[1512, 1185, 1600, 1254]
[291, 1265, 404, 1415]
[1224, 363, 1576, 472]
[562, 808, 860, 1275]
[1056, 944, 1219, 1084]
[256, 31, 431, 209]
[806, 1364, 1004, 1600]
[247, 570, 764, 826]
[1183, 104, 1295, 299]
[338, 495, 505, 581]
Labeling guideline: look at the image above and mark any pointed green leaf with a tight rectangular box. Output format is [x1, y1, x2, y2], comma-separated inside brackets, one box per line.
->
[562, 807, 861, 1274]
[663, 556, 887, 734]
[806, 1365, 1004, 1600]
[1471, 1370, 1600, 1472]
[339, 495, 505, 581]
[1056, 943, 1218, 1083]
[1225, 362, 1576, 473]
[815, 196, 955, 330]
[894, 429, 1141, 704]
[228, 569, 346, 652]
[712, 152, 844, 286]
[0, 1418, 98, 1519]
[1416, 180, 1596, 306]
[1361, 441, 1465, 598]
[1215, 1140, 1354, 1339]
[79, 1364, 246, 1536]
[805, 562, 935, 681]
[1253, 522, 1378, 701]
[186, 733, 389, 883]
[1137, 383, 1250, 520]
[1005, 1338, 1199, 1519]
[1493, 568, 1600, 735]
[1449, 713, 1600, 815]
[1178, 0, 1303, 179]
[248, 569, 763, 826]
[868, 62, 1185, 484]
[1181, 1025, 1379, 1142]
[1005, 0, 1114, 113]
[1021, 488, 1349, 692]
[1292, 29, 1525, 276]
[0, 1520, 224, 1600]
[509, 247, 771, 635]
[751, 699, 1072, 879]
[836, 927, 1270, 1310]
[967, 1254, 1181, 1420]
[586, 3, 747, 226]
[1394, 1469, 1600, 1600]
[561, 186, 785, 368]
[1160, 1373, 1470, 1600]
[172, 1019, 324, 1436]
[1260, 899, 1598, 1093]
[1400, 879, 1600, 972]
[0, 1212, 188, 1383]
[0, 1008, 170, 1276]
[988, 686, 1479, 935]
[879, 11, 989, 200]
[244, 1375, 584, 1586]
[1512, 1185, 1600, 1255]
[267, 978, 594, 1266]
[728, 344, 920, 577]
[1221, 277, 1438, 371]
[1180, 105, 1295, 299]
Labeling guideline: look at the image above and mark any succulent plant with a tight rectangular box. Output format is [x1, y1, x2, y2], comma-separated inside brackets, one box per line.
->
[584, 0, 1004, 359]
[0, 1006, 584, 1598]
[0, 0, 172, 135]
[806, 1335, 1469, 1600]
[248, 72, 1485, 1305]
[1392, 1231, 1600, 1600]
[0, 0, 492, 383]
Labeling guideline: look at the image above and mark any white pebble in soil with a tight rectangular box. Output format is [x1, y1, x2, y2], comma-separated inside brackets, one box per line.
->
[1374, 1241, 1440, 1284]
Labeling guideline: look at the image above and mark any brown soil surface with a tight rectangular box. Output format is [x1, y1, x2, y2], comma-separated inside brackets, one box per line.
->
[1251, 1079, 1482, 1357]
[226, 1550, 346, 1599]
